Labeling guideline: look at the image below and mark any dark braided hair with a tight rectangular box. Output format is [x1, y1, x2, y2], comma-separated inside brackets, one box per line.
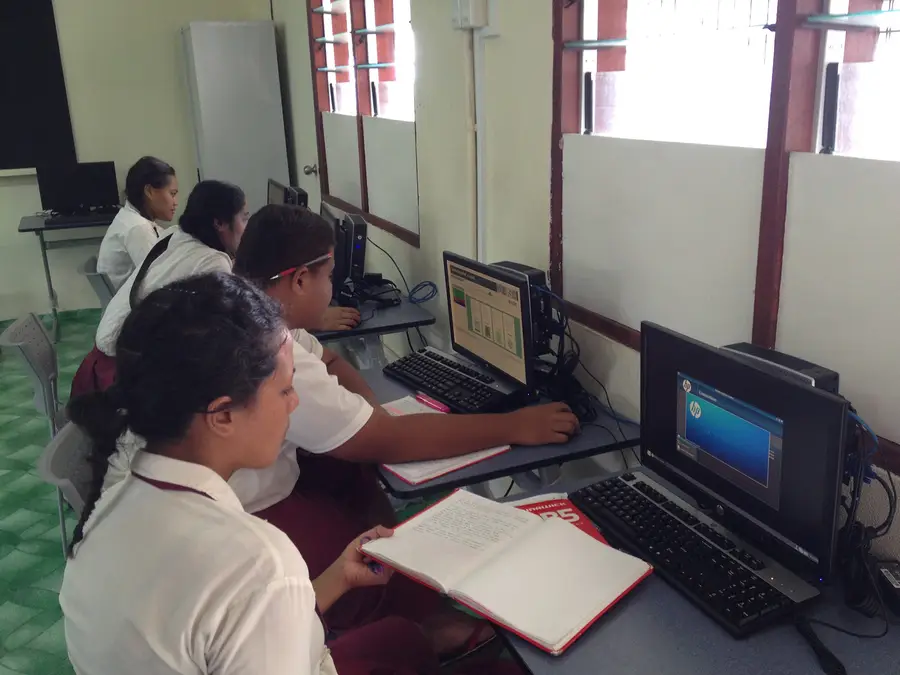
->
[65, 272, 285, 557]
[233, 204, 335, 289]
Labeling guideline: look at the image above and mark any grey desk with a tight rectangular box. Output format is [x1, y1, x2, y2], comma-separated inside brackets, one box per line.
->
[316, 298, 435, 343]
[362, 369, 640, 498]
[316, 299, 435, 369]
[503, 479, 900, 675]
[19, 214, 115, 341]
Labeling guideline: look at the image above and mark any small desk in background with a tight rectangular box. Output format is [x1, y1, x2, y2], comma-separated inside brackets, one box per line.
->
[19, 214, 114, 341]
[362, 368, 641, 499]
[502, 477, 900, 675]
[315, 299, 435, 369]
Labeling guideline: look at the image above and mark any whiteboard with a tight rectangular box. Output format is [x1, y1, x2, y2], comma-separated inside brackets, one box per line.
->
[363, 116, 420, 234]
[183, 22, 289, 213]
[322, 112, 362, 207]
[562, 134, 764, 346]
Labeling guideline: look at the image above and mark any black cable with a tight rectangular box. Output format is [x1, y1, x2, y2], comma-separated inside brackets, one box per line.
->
[872, 469, 897, 539]
[366, 237, 412, 294]
[806, 549, 890, 639]
[502, 479, 515, 498]
[366, 237, 430, 349]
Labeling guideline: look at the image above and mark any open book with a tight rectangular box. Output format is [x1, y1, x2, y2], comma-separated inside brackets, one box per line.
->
[380, 397, 510, 484]
[362, 490, 652, 655]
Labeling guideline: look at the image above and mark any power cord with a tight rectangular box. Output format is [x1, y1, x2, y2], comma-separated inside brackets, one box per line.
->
[366, 237, 435, 349]
[795, 410, 897, 673]
[532, 286, 638, 444]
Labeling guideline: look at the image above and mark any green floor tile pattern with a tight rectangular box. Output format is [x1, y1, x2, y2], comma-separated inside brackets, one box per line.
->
[0, 309, 101, 675]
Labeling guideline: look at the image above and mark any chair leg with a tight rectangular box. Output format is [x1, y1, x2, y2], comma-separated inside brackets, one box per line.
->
[57, 488, 68, 558]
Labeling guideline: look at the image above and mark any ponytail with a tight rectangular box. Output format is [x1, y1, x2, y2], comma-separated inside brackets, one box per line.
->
[66, 387, 129, 557]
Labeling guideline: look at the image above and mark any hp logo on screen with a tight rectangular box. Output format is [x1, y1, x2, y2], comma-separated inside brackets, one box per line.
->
[689, 401, 702, 419]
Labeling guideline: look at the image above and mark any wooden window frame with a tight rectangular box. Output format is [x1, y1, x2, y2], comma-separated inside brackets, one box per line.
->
[307, 0, 419, 248]
[550, 0, 900, 472]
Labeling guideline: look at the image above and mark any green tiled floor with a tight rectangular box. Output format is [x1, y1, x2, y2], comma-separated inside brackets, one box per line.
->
[0, 309, 101, 675]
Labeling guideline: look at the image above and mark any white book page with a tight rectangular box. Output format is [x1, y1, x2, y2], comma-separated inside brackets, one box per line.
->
[363, 490, 542, 591]
[381, 397, 510, 484]
[451, 517, 650, 652]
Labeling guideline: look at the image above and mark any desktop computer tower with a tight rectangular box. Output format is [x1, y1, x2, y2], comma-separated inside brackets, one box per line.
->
[721, 343, 839, 394]
[333, 215, 367, 302]
[344, 215, 367, 280]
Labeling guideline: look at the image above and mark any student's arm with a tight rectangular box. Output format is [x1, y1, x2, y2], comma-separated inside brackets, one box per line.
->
[321, 347, 378, 404]
[312, 526, 392, 612]
[123, 223, 158, 267]
[328, 402, 578, 464]
[286, 339, 578, 464]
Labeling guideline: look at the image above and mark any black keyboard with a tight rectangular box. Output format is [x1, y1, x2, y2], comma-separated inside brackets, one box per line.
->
[383, 351, 509, 414]
[571, 476, 796, 637]
[44, 213, 116, 226]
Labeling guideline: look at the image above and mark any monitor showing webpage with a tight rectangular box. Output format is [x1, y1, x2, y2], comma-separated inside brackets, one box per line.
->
[446, 259, 527, 385]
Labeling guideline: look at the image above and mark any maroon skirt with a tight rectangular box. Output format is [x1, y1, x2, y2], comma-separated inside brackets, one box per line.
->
[70, 346, 117, 401]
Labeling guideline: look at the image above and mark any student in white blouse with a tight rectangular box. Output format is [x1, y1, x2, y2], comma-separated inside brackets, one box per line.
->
[97, 156, 178, 288]
[69, 180, 250, 400]
[60, 273, 440, 675]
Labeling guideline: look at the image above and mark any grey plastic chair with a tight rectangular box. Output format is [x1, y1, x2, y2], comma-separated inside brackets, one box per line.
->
[79, 255, 116, 309]
[0, 313, 65, 436]
[37, 422, 94, 557]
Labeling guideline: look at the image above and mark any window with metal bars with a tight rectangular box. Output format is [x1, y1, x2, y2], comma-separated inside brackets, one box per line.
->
[310, 0, 414, 119]
[363, 0, 415, 120]
[826, 0, 900, 160]
[578, 0, 778, 148]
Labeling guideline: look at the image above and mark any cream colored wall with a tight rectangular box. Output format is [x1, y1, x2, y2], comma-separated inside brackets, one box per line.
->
[274, 0, 476, 357]
[480, 0, 554, 270]
[275, 1, 899, 552]
[0, 0, 271, 320]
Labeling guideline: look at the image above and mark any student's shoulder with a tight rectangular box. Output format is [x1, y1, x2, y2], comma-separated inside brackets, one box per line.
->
[228, 510, 312, 581]
[290, 328, 324, 360]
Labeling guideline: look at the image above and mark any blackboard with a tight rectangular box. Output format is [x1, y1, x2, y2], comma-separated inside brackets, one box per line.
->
[0, 0, 77, 170]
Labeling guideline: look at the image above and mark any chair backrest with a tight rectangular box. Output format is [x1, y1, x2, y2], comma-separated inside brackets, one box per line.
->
[0, 313, 59, 421]
[79, 256, 116, 309]
[36, 422, 94, 517]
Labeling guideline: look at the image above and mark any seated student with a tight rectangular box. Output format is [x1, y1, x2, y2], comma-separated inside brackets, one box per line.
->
[70, 180, 250, 399]
[60, 273, 446, 675]
[97, 156, 178, 289]
[229, 205, 578, 630]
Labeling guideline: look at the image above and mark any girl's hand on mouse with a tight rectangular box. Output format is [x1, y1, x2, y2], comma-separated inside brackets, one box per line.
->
[508, 403, 579, 445]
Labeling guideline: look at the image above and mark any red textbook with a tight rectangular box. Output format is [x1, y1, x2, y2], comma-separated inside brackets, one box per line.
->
[515, 497, 607, 544]
[362, 490, 652, 655]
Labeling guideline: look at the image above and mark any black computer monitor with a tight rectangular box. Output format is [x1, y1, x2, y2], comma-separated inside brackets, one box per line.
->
[640, 322, 848, 581]
[267, 178, 287, 205]
[319, 201, 352, 296]
[37, 161, 119, 215]
[443, 252, 535, 388]
[267, 178, 309, 208]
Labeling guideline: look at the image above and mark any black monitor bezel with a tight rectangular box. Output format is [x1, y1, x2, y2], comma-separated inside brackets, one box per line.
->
[443, 251, 535, 389]
[266, 178, 288, 205]
[640, 321, 848, 582]
[37, 161, 118, 213]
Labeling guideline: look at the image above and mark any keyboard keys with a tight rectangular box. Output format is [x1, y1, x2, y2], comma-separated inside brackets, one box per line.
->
[384, 353, 502, 414]
[734, 549, 766, 571]
[571, 476, 792, 637]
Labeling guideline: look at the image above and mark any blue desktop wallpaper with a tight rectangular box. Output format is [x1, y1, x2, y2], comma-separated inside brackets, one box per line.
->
[684, 392, 771, 486]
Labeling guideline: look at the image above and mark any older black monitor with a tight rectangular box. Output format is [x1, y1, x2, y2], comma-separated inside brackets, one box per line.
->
[37, 161, 118, 214]
[266, 178, 308, 208]
[640, 322, 848, 581]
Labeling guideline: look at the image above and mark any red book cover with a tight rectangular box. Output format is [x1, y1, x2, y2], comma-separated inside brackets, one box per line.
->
[515, 498, 608, 544]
